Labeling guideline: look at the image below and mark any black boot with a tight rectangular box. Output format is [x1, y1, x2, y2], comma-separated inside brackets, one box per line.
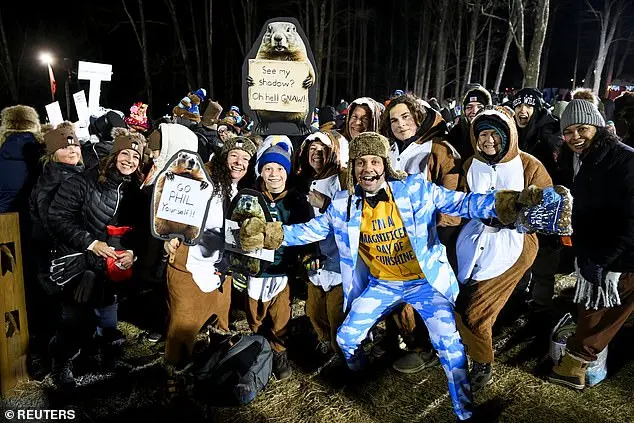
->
[273, 350, 293, 380]
[49, 337, 76, 389]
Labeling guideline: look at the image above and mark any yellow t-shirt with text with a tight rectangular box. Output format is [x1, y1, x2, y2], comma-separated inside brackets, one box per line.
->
[357, 189, 425, 281]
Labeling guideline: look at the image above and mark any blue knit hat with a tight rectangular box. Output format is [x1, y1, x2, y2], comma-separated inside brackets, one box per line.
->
[474, 118, 509, 152]
[258, 142, 292, 176]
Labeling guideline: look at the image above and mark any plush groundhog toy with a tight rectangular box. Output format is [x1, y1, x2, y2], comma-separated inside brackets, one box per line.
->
[247, 21, 315, 134]
[173, 88, 207, 123]
[227, 190, 271, 276]
[153, 150, 210, 244]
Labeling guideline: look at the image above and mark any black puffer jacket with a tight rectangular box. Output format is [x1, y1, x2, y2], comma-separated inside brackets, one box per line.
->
[555, 128, 634, 272]
[517, 108, 563, 175]
[48, 166, 139, 252]
[30, 161, 84, 242]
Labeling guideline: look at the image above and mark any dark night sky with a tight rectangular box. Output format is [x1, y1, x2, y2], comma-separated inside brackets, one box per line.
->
[1, 0, 632, 121]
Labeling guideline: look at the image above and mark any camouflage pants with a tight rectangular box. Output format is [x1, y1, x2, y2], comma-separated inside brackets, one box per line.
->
[336, 276, 473, 420]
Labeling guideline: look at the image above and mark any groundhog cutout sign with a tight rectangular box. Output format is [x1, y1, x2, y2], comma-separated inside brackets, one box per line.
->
[242, 17, 318, 136]
[224, 189, 275, 277]
[151, 150, 213, 245]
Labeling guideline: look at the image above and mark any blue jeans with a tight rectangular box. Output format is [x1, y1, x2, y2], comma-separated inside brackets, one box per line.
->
[336, 276, 473, 420]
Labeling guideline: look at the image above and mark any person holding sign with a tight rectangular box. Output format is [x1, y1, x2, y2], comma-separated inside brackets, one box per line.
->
[453, 106, 551, 392]
[46, 130, 146, 387]
[239, 132, 550, 421]
[161, 136, 256, 406]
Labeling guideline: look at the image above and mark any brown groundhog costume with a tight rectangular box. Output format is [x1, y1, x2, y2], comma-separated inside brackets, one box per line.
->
[454, 107, 551, 368]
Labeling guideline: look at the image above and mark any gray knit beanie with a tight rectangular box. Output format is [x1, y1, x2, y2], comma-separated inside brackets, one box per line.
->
[560, 99, 605, 133]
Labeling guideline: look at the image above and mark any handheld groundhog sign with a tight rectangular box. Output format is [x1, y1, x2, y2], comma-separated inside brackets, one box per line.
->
[242, 17, 318, 136]
[151, 150, 213, 245]
[224, 189, 275, 277]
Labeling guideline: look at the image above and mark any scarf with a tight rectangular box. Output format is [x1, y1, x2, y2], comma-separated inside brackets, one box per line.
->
[572, 258, 621, 310]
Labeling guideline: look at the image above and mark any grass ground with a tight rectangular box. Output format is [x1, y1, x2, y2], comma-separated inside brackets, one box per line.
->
[2, 273, 633, 423]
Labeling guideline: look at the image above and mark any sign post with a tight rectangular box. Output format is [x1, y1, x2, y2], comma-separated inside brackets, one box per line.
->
[77, 61, 112, 115]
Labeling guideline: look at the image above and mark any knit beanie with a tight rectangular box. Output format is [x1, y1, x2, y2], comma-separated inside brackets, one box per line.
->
[201, 100, 223, 127]
[474, 116, 509, 152]
[111, 127, 146, 155]
[147, 129, 161, 151]
[44, 122, 80, 154]
[318, 106, 336, 124]
[258, 142, 292, 176]
[512, 87, 544, 110]
[560, 99, 606, 133]
[221, 136, 257, 159]
[345, 132, 406, 194]
[463, 84, 492, 109]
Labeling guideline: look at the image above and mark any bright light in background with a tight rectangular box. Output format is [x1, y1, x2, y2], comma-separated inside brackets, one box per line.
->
[39, 52, 54, 65]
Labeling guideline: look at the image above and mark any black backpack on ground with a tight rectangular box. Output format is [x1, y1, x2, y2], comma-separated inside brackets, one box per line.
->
[191, 334, 273, 406]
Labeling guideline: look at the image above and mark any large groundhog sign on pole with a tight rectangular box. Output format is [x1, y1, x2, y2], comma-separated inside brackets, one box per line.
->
[242, 17, 318, 136]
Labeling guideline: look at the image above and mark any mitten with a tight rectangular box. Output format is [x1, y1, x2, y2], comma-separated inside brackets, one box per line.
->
[495, 185, 544, 225]
[578, 256, 605, 286]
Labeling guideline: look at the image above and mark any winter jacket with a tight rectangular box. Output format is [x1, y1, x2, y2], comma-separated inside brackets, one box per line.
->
[388, 107, 462, 228]
[190, 124, 223, 162]
[516, 108, 563, 175]
[447, 116, 473, 161]
[457, 108, 551, 283]
[282, 173, 499, 311]
[30, 161, 84, 243]
[259, 188, 314, 278]
[555, 129, 634, 272]
[82, 111, 126, 170]
[0, 132, 43, 213]
[48, 167, 139, 253]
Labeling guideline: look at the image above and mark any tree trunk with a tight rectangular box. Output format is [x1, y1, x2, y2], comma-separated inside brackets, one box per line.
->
[583, 55, 596, 88]
[591, 0, 625, 95]
[189, 0, 202, 88]
[424, 39, 435, 98]
[462, 0, 482, 93]
[322, 0, 335, 106]
[615, 32, 633, 80]
[0, 8, 18, 103]
[453, 1, 463, 99]
[602, 37, 618, 98]
[165, 0, 194, 90]
[482, 17, 492, 89]
[523, 0, 549, 86]
[204, 0, 213, 98]
[434, 0, 449, 99]
[122, 0, 152, 110]
[538, 4, 556, 89]
[494, 24, 513, 94]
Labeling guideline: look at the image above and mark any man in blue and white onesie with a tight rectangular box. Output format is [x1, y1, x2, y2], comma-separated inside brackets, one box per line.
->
[239, 132, 542, 421]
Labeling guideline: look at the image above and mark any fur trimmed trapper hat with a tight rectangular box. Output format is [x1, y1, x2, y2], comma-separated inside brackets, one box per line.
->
[0, 105, 41, 145]
[346, 132, 406, 194]
[43, 121, 79, 154]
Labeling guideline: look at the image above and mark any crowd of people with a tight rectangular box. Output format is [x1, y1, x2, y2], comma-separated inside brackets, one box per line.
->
[0, 82, 633, 422]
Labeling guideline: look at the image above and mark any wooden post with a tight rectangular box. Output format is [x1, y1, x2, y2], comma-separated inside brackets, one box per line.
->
[0, 213, 29, 396]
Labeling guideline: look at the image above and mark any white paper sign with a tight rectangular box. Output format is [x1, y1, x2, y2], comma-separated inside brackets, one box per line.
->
[77, 61, 112, 81]
[155, 174, 212, 226]
[45, 101, 64, 126]
[224, 219, 275, 262]
[248, 59, 310, 113]
[73, 90, 90, 123]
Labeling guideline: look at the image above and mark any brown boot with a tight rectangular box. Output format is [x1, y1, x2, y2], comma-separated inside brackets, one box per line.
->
[548, 350, 589, 390]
